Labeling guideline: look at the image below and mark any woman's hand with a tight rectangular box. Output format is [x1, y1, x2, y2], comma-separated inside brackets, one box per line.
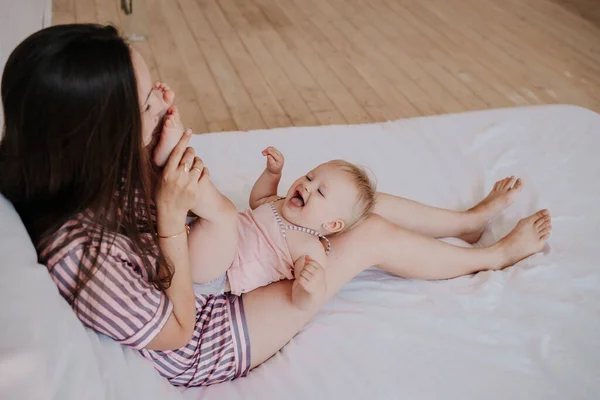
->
[150, 128, 200, 351]
[155, 129, 206, 235]
[262, 146, 284, 175]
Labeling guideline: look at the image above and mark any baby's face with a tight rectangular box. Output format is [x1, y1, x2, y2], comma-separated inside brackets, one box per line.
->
[281, 162, 359, 234]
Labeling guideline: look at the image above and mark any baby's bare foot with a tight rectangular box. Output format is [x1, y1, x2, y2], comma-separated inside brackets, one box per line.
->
[155, 82, 175, 108]
[495, 209, 552, 269]
[459, 177, 524, 243]
[153, 106, 185, 167]
[292, 256, 326, 311]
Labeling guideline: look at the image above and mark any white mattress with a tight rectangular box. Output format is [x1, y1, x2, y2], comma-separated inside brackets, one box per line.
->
[3, 105, 596, 400]
[180, 105, 600, 399]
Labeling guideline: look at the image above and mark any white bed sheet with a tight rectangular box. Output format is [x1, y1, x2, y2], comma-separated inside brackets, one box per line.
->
[180, 105, 600, 400]
[3, 104, 596, 400]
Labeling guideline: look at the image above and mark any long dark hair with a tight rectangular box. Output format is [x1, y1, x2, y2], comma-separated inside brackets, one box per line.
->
[0, 24, 173, 296]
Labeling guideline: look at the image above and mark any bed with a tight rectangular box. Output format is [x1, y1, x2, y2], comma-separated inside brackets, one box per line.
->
[1, 105, 599, 399]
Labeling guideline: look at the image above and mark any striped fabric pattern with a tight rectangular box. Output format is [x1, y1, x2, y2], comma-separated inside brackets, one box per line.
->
[270, 199, 332, 255]
[38, 210, 250, 387]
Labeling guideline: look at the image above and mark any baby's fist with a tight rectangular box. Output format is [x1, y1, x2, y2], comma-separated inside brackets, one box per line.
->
[292, 255, 326, 310]
[262, 146, 284, 175]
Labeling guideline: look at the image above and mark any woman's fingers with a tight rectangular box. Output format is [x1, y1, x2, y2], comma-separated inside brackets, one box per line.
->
[189, 157, 205, 180]
[165, 129, 192, 171]
[178, 147, 196, 173]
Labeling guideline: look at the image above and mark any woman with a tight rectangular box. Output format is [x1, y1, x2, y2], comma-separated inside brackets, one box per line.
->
[0, 24, 551, 387]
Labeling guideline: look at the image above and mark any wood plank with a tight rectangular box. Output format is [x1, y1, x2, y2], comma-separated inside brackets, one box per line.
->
[189, 0, 292, 129]
[164, 0, 264, 132]
[250, 0, 348, 125]
[439, 0, 600, 109]
[144, 0, 209, 133]
[216, 0, 320, 127]
[53, 0, 75, 24]
[94, 0, 121, 26]
[286, 0, 407, 120]
[336, 0, 493, 113]
[267, 4, 374, 124]
[372, 0, 534, 108]
[75, 0, 97, 23]
[477, 0, 600, 96]
[51, 0, 600, 126]
[356, 0, 512, 109]
[273, 0, 389, 122]
[415, 0, 578, 107]
[301, 0, 425, 118]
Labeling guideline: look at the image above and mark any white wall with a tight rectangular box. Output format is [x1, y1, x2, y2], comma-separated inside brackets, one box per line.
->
[0, 0, 52, 128]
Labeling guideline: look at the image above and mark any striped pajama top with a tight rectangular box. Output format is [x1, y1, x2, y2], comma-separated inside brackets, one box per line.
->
[37, 209, 250, 387]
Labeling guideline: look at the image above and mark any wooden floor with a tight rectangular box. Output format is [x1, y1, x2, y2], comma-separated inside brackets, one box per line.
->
[52, 0, 600, 133]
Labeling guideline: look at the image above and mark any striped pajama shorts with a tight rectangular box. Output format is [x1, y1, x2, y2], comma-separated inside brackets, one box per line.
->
[141, 293, 251, 387]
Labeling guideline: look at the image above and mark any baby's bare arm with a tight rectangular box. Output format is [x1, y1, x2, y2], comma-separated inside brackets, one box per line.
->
[250, 147, 284, 209]
[249, 170, 281, 209]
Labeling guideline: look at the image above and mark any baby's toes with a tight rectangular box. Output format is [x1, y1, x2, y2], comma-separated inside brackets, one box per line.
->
[155, 82, 175, 106]
[171, 108, 181, 124]
[163, 87, 175, 106]
[163, 114, 174, 130]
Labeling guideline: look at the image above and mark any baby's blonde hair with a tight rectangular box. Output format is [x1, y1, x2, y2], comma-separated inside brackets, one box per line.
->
[327, 160, 377, 232]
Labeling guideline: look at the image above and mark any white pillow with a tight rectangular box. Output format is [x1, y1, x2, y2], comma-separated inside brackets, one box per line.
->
[0, 195, 183, 400]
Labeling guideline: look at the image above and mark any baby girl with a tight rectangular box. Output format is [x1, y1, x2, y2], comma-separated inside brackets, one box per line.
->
[192, 146, 375, 310]
[151, 86, 552, 313]
[152, 98, 374, 310]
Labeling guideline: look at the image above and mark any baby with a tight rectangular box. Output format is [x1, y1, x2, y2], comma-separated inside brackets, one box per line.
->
[150, 89, 375, 310]
[152, 85, 553, 315]
[194, 146, 375, 310]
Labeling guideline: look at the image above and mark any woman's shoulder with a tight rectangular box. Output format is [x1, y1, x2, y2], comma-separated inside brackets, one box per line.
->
[37, 211, 93, 270]
[38, 210, 145, 272]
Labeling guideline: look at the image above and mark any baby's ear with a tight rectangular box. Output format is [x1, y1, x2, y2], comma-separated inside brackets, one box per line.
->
[323, 219, 345, 234]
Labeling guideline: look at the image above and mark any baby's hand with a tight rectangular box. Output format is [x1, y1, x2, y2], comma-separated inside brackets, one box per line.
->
[292, 255, 326, 311]
[262, 146, 284, 175]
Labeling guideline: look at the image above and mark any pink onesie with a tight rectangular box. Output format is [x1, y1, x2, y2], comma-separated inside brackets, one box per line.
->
[226, 201, 331, 296]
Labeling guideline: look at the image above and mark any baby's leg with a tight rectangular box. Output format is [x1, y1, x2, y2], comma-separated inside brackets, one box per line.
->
[375, 176, 523, 243]
[187, 192, 239, 284]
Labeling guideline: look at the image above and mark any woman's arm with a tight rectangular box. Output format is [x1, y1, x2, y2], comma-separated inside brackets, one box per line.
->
[249, 147, 284, 209]
[146, 130, 204, 351]
[145, 208, 196, 351]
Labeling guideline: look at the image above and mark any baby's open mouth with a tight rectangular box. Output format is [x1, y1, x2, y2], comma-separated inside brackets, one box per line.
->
[290, 190, 305, 207]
